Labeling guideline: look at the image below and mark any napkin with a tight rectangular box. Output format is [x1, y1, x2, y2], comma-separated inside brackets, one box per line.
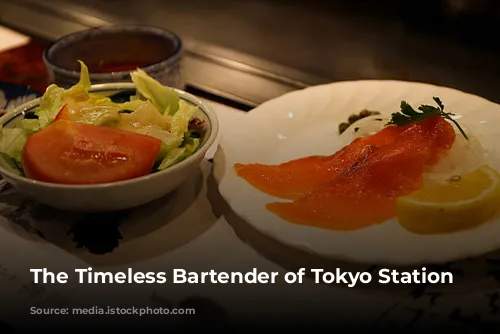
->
[0, 26, 29, 53]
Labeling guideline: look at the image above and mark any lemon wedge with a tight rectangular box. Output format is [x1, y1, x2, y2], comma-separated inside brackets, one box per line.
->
[396, 165, 500, 235]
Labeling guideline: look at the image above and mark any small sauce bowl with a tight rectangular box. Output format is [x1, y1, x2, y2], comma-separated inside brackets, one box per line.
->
[43, 24, 184, 89]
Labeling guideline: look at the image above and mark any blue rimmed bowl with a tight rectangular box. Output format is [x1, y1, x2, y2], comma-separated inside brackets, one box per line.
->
[43, 24, 184, 89]
[0, 82, 40, 111]
[0, 83, 218, 212]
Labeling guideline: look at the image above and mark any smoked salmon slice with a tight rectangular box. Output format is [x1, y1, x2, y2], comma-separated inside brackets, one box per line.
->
[234, 124, 404, 199]
[235, 115, 456, 231]
[266, 115, 456, 230]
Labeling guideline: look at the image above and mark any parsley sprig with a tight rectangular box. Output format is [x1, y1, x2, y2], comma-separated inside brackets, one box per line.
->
[387, 97, 468, 140]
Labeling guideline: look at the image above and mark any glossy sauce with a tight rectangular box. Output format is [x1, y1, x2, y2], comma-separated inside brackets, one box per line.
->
[49, 32, 177, 74]
[94, 61, 153, 73]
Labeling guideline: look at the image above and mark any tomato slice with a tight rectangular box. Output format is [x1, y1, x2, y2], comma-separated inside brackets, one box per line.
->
[54, 104, 71, 121]
[22, 120, 162, 184]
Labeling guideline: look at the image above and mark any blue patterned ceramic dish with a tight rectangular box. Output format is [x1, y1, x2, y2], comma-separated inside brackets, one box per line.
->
[43, 24, 184, 89]
[0, 82, 218, 212]
[0, 82, 40, 113]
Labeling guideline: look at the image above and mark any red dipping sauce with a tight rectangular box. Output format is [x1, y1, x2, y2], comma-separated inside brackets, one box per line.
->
[43, 25, 183, 88]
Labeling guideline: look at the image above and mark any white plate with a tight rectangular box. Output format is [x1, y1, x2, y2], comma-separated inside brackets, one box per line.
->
[215, 80, 500, 265]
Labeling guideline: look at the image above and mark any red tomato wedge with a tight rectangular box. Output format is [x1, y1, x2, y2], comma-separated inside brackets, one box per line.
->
[22, 120, 162, 184]
[54, 104, 71, 121]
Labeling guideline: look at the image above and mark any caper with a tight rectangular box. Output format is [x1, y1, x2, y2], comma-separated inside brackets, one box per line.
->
[348, 114, 360, 123]
[338, 122, 350, 134]
[360, 109, 381, 118]
[359, 110, 371, 118]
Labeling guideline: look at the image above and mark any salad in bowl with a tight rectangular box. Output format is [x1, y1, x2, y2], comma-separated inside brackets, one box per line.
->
[0, 62, 218, 212]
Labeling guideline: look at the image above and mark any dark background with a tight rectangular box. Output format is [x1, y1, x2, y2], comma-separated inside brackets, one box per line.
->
[2, 0, 500, 107]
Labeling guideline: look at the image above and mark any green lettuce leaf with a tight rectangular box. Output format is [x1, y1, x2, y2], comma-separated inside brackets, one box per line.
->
[180, 136, 200, 159]
[118, 99, 148, 112]
[135, 127, 183, 161]
[130, 69, 179, 115]
[64, 60, 91, 101]
[170, 100, 198, 138]
[157, 147, 186, 170]
[0, 128, 27, 163]
[22, 119, 41, 135]
[34, 84, 65, 128]
[157, 133, 200, 170]
[34, 60, 92, 129]
[77, 105, 121, 126]
[70, 92, 122, 126]
[116, 101, 171, 130]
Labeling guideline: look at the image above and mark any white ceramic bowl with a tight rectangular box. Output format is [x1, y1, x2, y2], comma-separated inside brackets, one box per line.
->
[0, 83, 219, 212]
